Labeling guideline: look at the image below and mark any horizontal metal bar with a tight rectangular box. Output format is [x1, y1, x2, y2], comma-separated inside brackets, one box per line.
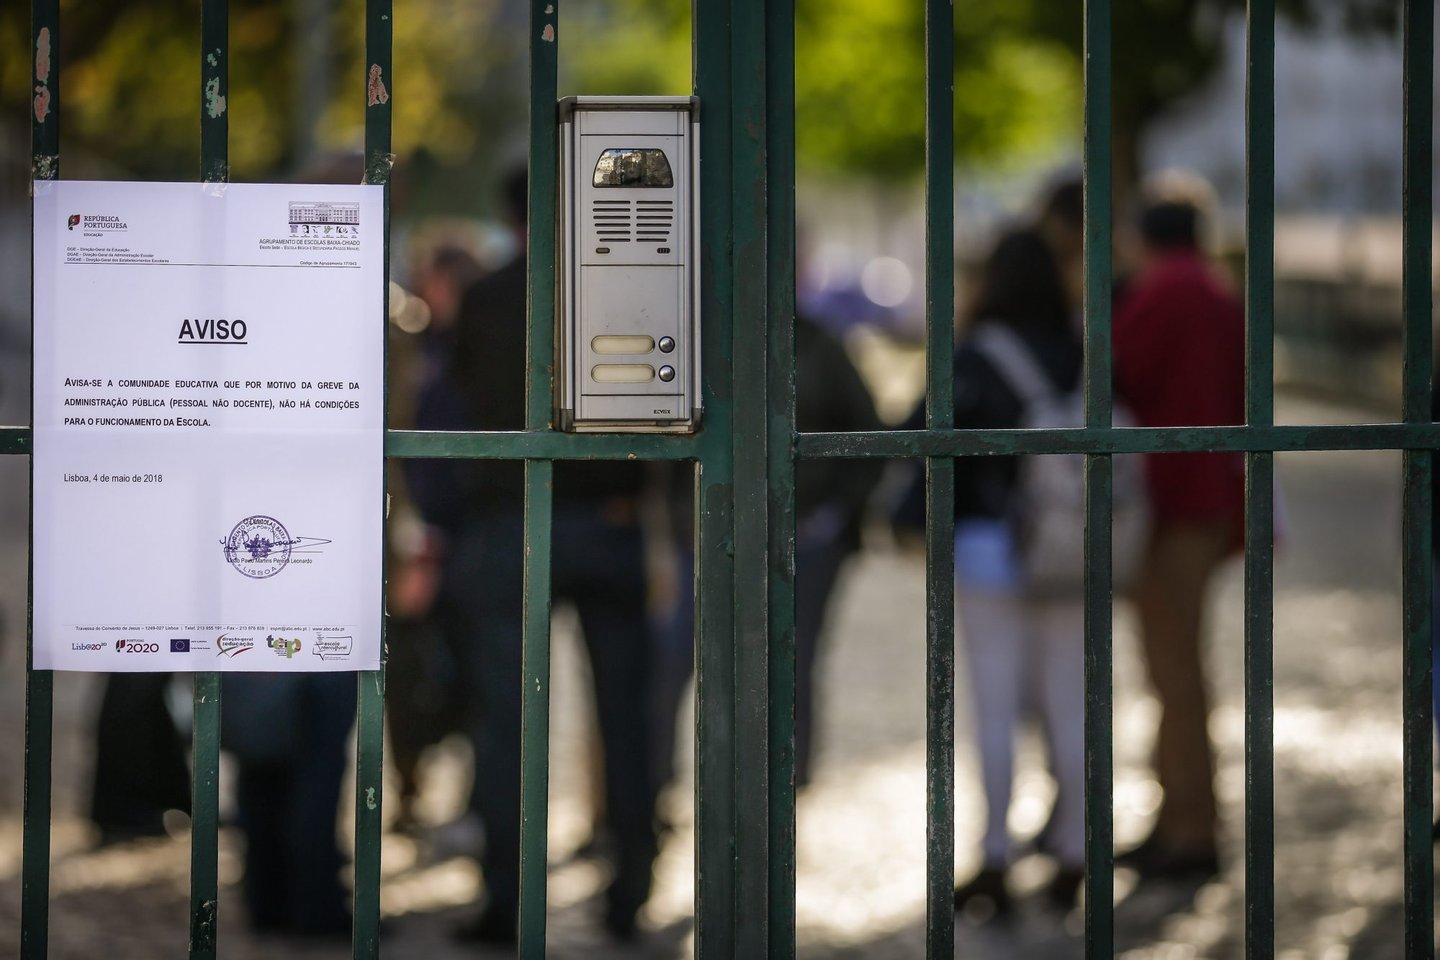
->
[387, 429, 699, 459]
[798, 424, 1440, 457]
[5, 422, 1437, 463]
[0, 429, 27, 454]
[0, 428, 700, 460]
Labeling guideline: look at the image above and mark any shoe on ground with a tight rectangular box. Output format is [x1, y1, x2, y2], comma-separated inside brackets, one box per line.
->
[1045, 865, 1085, 910]
[429, 812, 486, 860]
[953, 866, 1011, 922]
[1114, 833, 1161, 868]
[1117, 837, 1219, 881]
[603, 874, 650, 942]
[454, 904, 517, 945]
[603, 903, 640, 942]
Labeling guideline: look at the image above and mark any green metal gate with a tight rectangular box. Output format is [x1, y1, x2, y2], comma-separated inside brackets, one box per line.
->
[17, 0, 1439, 958]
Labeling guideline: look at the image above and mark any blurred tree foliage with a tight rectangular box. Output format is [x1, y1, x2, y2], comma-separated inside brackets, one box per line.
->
[1, 0, 1402, 203]
[1027, 0, 1399, 183]
[564, 0, 1079, 176]
[0, 0, 523, 214]
[566, 0, 1400, 181]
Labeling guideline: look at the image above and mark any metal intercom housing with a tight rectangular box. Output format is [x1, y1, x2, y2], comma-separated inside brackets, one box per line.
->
[558, 96, 700, 433]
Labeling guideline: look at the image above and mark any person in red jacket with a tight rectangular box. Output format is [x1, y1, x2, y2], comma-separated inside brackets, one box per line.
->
[1113, 188, 1245, 880]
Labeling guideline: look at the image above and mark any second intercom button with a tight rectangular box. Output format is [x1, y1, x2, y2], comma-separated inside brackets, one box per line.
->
[658, 336, 676, 353]
[658, 365, 676, 382]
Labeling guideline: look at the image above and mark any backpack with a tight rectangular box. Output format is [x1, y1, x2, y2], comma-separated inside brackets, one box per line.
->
[971, 323, 1149, 597]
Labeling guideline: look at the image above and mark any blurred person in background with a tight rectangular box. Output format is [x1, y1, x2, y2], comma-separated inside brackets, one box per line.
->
[786, 314, 885, 785]
[88, 674, 190, 845]
[222, 671, 355, 937]
[917, 228, 1088, 917]
[650, 311, 882, 800]
[386, 235, 483, 834]
[1037, 176, 1086, 327]
[1112, 175, 1244, 880]
[442, 167, 657, 945]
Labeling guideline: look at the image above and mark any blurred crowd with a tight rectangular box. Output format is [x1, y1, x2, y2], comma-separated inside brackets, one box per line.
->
[80, 166, 1257, 947]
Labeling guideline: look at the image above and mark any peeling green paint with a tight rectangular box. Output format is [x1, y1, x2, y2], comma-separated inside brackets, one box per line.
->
[203, 77, 226, 118]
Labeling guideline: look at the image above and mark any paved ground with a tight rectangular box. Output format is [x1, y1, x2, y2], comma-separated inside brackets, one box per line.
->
[0, 373, 1427, 958]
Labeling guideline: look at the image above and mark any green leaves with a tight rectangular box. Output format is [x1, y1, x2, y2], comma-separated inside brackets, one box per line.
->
[0, 0, 1399, 188]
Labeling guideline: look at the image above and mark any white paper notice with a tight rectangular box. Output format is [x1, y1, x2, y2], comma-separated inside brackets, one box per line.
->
[33, 180, 384, 672]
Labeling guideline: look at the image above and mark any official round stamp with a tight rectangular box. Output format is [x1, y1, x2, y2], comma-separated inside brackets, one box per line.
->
[223, 515, 293, 579]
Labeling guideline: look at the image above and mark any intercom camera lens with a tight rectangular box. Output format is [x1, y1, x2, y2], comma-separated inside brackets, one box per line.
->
[658, 337, 676, 353]
[658, 365, 676, 382]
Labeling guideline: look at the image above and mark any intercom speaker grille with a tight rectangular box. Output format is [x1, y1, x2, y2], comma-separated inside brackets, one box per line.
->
[592, 199, 633, 242]
[635, 200, 673, 243]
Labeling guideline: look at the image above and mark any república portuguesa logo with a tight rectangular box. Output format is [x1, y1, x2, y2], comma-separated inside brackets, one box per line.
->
[68, 214, 129, 234]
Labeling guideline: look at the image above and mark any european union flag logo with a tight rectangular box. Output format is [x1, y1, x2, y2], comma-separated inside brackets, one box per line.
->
[170, 638, 191, 653]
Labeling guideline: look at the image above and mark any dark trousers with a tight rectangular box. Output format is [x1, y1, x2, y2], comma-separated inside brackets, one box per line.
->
[651, 530, 850, 790]
[227, 673, 356, 934]
[446, 506, 656, 918]
[90, 673, 190, 839]
[386, 598, 466, 810]
[793, 533, 850, 786]
[1432, 571, 1440, 759]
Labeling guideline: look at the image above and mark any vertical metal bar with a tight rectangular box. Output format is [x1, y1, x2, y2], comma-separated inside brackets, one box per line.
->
[19, 662, 52, 960]
[19, 649, 53, 960]
[353, 668, 386, 960]
[188, 674, 221, 958]
[693, 458, 736, 960]
[765, 0, 797, 952]
[1081, 1, 1115, 955]
[23, 0, 59, 955]
[1243, 2, 1277, 957]
[731, 0, 771, 952]
[923, 0, 956, 956]
[517, 461, 554, 957]
[1401, 2, 1435, 957]
[354, 1, 392, 956]
[526, 0, 559, 434]
[517, 2, 559, 954]
[693, 0, 738, 953]
[188, 6, 228, 956]
[200, 0, 228, 185]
